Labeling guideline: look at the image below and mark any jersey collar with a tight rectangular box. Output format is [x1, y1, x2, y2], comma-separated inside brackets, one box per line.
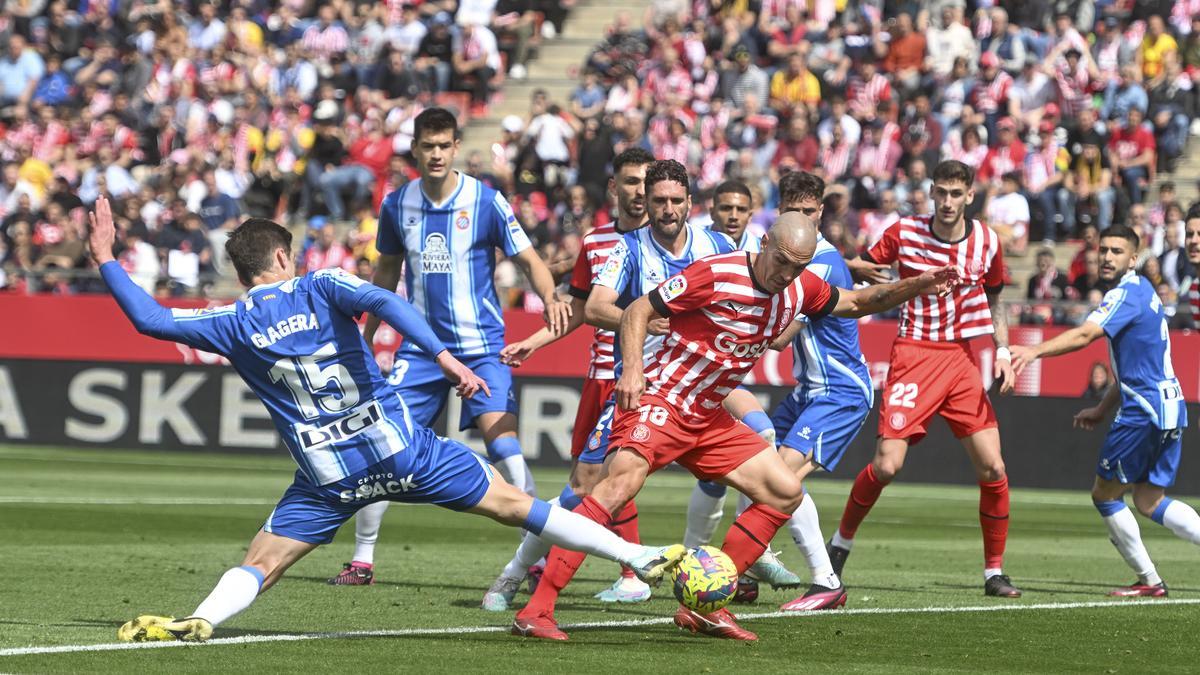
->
[418, 170, 466, 209]
[646, 222, 693, 261]
[745, 252, 771, 295]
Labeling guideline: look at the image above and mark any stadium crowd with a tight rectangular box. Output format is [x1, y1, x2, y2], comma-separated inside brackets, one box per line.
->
[0, 0, 1197, 328]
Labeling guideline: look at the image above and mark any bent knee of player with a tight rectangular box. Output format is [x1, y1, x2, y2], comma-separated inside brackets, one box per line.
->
[1132, 489, 1164, 518]
[589, 453, 646, 513]
[764, 472, 805, 513]
[568, 463, 604, 494]
[976, 461, 1006, 483]
[872, 456, 903, 482]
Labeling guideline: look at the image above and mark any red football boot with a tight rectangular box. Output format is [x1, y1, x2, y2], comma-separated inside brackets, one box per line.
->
[511, 612, 568, 641]
[1108, 581, 1168, 597]
[673, 606, 758, 641]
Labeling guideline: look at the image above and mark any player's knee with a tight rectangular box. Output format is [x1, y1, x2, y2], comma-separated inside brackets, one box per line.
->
[769, 473, 805, 513]
[872, 457, 901, 483]
[1132, 492, 1162, 518]
[977, 462, 1006, 483]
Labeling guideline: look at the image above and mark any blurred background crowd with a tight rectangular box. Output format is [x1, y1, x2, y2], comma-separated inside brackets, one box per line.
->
[0, 0, 1196, 329]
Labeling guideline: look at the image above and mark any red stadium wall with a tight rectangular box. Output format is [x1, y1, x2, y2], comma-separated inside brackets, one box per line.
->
[6, 295, 1199, 401]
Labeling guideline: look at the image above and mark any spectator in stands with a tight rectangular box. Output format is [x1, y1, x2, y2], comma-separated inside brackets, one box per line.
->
[1068, 222, 1100, 282]
[1027, 247, 1071, 301]
[1160, 217, 1193, 293]
[375, 50, 424, 105]
[300, 222, 355, 275]
[883, 12, 926, 94]
[859, 189, 900, 250]
[160, 212, 212, 295]
[320, 120, 389, 222]
[981, 6, 1026, 74]
[1072, 247, 1103, 299]
[453, 20, 501, 113]
[1063, 132, 1114, 232]
[302, 102, 346, 218]
[1082, 362, 1111, 400]
[773, 115, 818, 173]
[416, 12, 455, 93]
[570, 69, 606, 120]
[1148, 57, 1190, 172]
[1103, 64, 1149, 124]
[720, 44, 768, 108]
[493, 0, 538, 80]
[1109, 104, 1156, 205]
[925, 3, 976, 85]
[987, 171, 1030, 254]
[1140, 15, 1178, 81]
[769, 53, 820, 121]
[1025, 118, 1067, 240]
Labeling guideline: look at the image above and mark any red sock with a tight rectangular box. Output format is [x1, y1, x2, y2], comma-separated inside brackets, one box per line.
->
[611, 500, 640, 579]
[720, 503, 791, 574]
[838, 464, 889, 540]
[517, 496, 611, 619]
[979, 477, 1009, 570]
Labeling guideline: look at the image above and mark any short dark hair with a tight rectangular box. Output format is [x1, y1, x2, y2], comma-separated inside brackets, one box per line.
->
[714, 180, 752, 202]
[1101, 224, 1140, 249]
[643, 159, 690, 195]
[225, 218, 293, 286]
[1186, 203, 1200, 222]
[413, 107, 458, 143]
[932, 159, 975, 186]
[778, 171, 824, 204]
[612, 147, 654, 175]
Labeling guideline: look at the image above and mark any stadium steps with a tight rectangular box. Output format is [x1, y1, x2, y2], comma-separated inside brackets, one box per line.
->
[457, 0, 646, 159]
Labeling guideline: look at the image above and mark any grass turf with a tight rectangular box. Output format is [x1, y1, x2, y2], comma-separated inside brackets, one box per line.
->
[1, 445, 1198, 673]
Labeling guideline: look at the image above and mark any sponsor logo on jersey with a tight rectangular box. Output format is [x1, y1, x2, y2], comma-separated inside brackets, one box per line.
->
[421, 232, 453, 273]
[339, 473, 420, 502]
[251, 312, 321, 349]
[713, 331, 771, 358]
[660, 275, 688, 302]
[631, 423, 651, 442]
[798, 425, 812, 439]
[455, 209, 471, 230]
[296, 400, 384, 451]
[889, 412, 907, 430]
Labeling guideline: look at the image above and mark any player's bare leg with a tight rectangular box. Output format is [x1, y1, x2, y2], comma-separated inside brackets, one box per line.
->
[831, 438, 909, 576]
[960, 428, 1020, 597]
[477, 412, 537, 498]
[776, 448, 847, 611]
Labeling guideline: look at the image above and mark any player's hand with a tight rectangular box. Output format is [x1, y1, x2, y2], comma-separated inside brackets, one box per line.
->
[919, 265, 961, 297]
[615, 369, 644, 411]
[500, 339, 537, 367]
[87, 195, 117, 265]
[542, 296, 572, 336]
[1009, 345, 1037, 376]
[848, 257, 892, 285]
[648, 317, 670, 336]
[435, 351, 491, 399]
[1073, 405, 1106, 430]
[993, 354, 1015, 395]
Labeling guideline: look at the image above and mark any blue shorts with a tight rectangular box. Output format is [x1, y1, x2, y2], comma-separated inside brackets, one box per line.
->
[771, 389, 872, 472]
[262, 426, 494, 544]
[578, 397, 617, 465]
[388, 351, 517, 431]
[1097, 423, 1183, 488]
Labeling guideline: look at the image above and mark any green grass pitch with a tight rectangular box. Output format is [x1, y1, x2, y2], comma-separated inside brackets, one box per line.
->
[2, 445, 1198, 673]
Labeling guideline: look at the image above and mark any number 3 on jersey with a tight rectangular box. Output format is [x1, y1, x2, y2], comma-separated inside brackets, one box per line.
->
[888, 383, 919, 409]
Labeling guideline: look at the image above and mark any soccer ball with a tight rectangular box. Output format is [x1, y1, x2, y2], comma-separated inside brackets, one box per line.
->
[671, 546, 738, 614]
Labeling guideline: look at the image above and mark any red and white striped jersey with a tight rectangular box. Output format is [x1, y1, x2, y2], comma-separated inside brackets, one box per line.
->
[645, 252, 837, 423]
[568, 221, 639, 379]
[970, 71, 1012, 115]
[866, 215, 1004, 342]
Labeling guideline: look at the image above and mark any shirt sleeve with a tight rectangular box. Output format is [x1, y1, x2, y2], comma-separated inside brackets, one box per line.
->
[313, 268, 448, 356]
[489, 192, 532, 257]
[648, 260, 716, 317]
[982, 239, 1006, 293]
[567, 245, 592, 299]
[375, 190, 405, 256]
[1086, 285, 1138, 337]
[100, 261, 237, 355]
[593, 236, 633, 294]
[864, 221, 901, 265]
[798, 268, 839, 320]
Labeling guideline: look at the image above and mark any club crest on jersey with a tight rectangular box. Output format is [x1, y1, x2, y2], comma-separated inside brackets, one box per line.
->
[966, 260, 984, 277]
[660, 275, 688, 302]
[421, 233, 453, 274]
[889, 412, 907, 430]
[588, 428, 603, 450]
[631, 424, 651, 442]
[455, 209, 471, 230]
[778, 308, 793, 331]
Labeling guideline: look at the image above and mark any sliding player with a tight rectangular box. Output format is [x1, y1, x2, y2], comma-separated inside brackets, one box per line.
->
[1011, 225, 1200, 596]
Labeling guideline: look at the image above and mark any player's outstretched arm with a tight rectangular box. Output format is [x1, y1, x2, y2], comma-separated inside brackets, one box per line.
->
[614, 294, 655, 410]
[362, 253, 404, 346]
[584, 285, 625, 332]
[1009, 321, 1106, 376]
[846, 256, 893, 285]
[501, 296, 588, 367]
[831, 265, 960, 318]
[512, 246, 572, 335]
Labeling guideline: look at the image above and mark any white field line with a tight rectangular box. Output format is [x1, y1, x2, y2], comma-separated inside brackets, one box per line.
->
[0, 496, 279, 505]
[3, 598, 1197, 658]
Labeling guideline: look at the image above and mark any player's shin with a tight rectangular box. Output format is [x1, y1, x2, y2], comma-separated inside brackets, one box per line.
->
[835, 464, 890, 547]
[352, 501, 389, 566]
[720, 503, 792, 574]
[499, 497, 560, 580]
[684, 481, 728, 548]
[979, 477, 1010, 578]
[488, 437, 536, 497]
[789, 489, 839, 587]
[191, 566, 264, 628]
[1151, 497, 1200, 546]
[1097, 500, 1162, 585]
[611, 500, 641, 578]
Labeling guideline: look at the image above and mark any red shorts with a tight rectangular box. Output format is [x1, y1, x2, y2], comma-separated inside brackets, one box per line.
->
[878, 338, 997, 444]
[571, 377, 616, 458]
[608, 394, 768, 481]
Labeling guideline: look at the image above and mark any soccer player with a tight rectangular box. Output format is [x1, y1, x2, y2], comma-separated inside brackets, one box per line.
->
[828, 159, 1022, 598]
[84, 200, 679, 643]
[512, 210, 958, 642]
[1011, 225, 1200, 596]
[480, 147, 656, 609]
[1185, 205, 1200, 325]
[684, 171, 869, 611]
[328, 107, 572, 585]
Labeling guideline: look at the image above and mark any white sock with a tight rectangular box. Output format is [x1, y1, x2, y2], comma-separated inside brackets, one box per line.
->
[499, 496, 559, 579]
[496, 455, 537, 497]
[788, 493, 839, 588]
[1160, 499, 1200, 546]
[192, 567, 263, 628]
[984, 567, 1004, 581]
[831, 531, 854, 551]
[736, 492, 752, 517]
[684, 482, 726, 548]
[352, 500, 390, 565]
[537, 504, 644, 564]
[1104, 507, 1161, 585]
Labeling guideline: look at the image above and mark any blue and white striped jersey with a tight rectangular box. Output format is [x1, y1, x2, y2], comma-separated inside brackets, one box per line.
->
[791, 235, 873, 403]
[376, 173, 531, 356]
[594, 222, 735, 366]
[732, 229, 763, 253]
[1087, 271, 1187, 430]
